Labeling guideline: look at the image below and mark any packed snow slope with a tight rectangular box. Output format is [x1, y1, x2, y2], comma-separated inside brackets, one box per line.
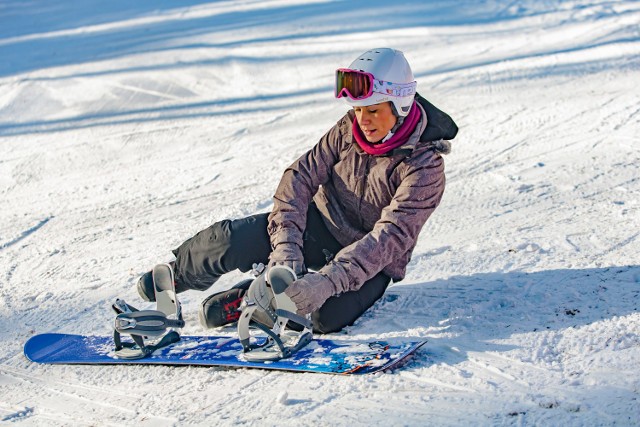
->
[1, 0, 639, 425]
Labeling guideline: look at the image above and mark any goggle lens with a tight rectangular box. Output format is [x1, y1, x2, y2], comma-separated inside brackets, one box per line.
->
[335, 69, 374, 100]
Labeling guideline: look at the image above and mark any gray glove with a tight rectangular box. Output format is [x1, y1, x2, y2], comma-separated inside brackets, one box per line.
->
[268, 243, 306, 276]
[284, 272, 336, 315]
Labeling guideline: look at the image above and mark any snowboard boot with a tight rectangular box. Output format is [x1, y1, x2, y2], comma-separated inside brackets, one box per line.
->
[199, 279, 251, 328]
[199, 279, 276, 329]
[136, 261, 176, 303]
[136, 271, 155, 302]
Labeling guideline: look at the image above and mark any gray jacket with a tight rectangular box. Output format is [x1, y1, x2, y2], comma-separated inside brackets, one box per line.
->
[268, 94, 457, 294]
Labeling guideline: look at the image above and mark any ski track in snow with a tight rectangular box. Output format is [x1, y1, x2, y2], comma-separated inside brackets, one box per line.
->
[0, 0, 639, 425]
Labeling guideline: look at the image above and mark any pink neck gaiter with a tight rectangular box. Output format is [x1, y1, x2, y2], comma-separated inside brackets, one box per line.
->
[352, 101, 420, 156]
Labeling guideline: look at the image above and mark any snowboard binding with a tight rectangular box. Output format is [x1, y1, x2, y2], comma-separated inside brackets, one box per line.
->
[237, 264, 313, 362]
[112, 263, 185, 359]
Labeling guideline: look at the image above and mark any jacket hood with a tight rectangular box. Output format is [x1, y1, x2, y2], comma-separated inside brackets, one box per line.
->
[415, 93, 458, 143]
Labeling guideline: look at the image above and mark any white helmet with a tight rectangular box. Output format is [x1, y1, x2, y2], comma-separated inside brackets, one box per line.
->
[335, 48, 417, 117]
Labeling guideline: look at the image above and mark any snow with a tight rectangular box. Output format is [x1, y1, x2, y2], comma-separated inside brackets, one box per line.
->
[0, 0, 639, 424]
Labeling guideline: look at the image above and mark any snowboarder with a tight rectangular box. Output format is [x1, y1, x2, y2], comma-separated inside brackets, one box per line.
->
[136, 48, 458, 333]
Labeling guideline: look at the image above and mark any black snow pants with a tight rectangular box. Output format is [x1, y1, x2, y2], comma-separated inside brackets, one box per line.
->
[171, 203, 390, 333]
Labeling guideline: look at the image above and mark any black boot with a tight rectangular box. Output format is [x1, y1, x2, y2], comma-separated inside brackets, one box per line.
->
[136, 271, 155, 302]
[136, 262, 176, 302]
[199, 279, 253, 328]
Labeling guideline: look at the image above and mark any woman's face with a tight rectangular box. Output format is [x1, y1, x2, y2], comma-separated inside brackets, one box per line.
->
[354, 102, 397, 143]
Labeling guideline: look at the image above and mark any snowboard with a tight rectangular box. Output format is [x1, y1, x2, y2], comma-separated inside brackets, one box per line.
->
[24, 333, 426, 375]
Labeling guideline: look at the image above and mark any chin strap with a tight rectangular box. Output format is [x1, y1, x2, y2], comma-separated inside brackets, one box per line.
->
[237, 265, 313, 362]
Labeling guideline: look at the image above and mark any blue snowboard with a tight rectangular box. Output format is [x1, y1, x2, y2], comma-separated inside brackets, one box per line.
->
[24, 333, 426, 375]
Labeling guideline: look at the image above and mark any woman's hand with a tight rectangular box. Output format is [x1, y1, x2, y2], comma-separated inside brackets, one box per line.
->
[284, 272, 335, 315]
[268, 243, 306, 276]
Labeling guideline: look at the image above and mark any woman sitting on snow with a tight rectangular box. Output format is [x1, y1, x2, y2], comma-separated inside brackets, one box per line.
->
[136, 48, 458, 333]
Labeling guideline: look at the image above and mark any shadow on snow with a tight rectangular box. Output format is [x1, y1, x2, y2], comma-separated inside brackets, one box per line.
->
[358, 264, 640, 368]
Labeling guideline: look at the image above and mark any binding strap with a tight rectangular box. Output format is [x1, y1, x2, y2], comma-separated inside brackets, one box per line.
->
[111, 301, 184, 360]
[113, 330, 181, 359]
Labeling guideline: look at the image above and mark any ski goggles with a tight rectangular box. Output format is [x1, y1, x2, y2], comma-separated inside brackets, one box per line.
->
[335, 68, 417, 100]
